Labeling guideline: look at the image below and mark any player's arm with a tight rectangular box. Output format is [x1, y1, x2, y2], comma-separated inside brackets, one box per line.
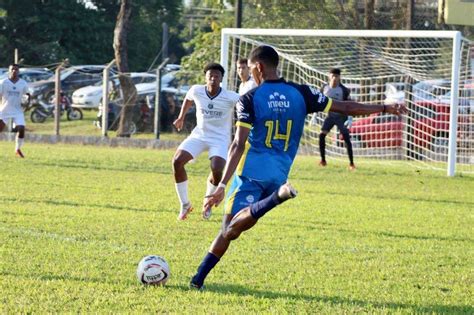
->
[330, 100, 406, 117]
[173, 98, 193, 132]
[204, 125, 250, 208]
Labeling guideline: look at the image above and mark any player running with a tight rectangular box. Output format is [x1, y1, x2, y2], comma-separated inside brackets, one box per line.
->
[0, 64, 31, 158]
[189, 45, 407, 289]
[172, 63, 240, 221]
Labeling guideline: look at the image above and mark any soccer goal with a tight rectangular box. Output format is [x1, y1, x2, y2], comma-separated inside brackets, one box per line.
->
[220, 28, 474, 176]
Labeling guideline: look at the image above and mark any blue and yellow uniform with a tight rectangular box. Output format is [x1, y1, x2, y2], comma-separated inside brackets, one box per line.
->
[224, 78, 332, 215]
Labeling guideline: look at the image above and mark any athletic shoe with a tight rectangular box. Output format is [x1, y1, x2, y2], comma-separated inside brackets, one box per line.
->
[349, 163, 356, 171]
[189, 281, 204, 291]
[202, 200, 212, 220]
[277, 182, 297, 202]
[15, 149, 24, 158]
[177, 202, 193, 221]
[319, 160, 327, 167]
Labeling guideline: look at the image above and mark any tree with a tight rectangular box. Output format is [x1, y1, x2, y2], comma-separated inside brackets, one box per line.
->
[114, 0, 137, 137]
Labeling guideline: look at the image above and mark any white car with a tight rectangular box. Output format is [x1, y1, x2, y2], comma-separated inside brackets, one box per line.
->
[72, 73, 156, 108]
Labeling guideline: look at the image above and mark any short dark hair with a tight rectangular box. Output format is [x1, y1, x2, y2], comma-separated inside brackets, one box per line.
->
[203, 63, 225, 76]
[329, 68, 341, 75]
[10, 63, 19, 68]
[236, 57, 248, 64]
[248, 45, 279, 68]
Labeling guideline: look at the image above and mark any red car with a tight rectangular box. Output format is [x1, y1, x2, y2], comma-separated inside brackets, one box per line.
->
[336, 113, 403, 148]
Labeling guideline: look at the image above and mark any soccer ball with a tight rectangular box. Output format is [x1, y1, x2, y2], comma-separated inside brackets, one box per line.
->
[136, 255, 170, 285]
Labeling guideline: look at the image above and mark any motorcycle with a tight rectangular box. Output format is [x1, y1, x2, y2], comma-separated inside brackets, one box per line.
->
[30, 94, 83, 123]
[95, 99, 152, 134]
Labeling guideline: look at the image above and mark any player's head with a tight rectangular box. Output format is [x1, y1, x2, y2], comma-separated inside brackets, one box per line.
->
[328, 68, 341, 87]
[203, 63, 224, 89]
[247, 45, 279, 85]
[9, 63, 20, 79]
[236, 58, 250, 81]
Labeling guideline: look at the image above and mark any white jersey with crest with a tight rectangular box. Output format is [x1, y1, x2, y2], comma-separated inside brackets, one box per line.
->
[185, 85, 240, 141]
[0, 78, 29, 117]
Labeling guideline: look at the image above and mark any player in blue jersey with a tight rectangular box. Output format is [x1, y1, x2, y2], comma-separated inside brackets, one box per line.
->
[189, 45, 406, 289]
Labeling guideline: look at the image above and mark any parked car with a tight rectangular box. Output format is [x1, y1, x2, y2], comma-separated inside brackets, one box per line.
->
[72, 72, 156, 108]
[336, 113, 404, 148]
[0, 68, 53, 83]
[28, 65, 111, 103]
[337, 99, 472, 150]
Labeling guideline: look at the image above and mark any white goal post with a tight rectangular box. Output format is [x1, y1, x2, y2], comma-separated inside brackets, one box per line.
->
[221, 28, 474, 176]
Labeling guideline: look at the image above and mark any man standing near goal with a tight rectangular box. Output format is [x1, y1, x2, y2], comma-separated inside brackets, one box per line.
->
[189, 45, 406, 290]
[319, 68, 355, 170]
[172, 63, 240, 221]
[0, 64, 30, 158]
[236, 58, 257, 95]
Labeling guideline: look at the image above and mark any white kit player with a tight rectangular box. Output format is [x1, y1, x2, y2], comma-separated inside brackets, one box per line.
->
[172, 63, 240, 221]
[236, 58, 257, 96]
[0, 64, 30, 158]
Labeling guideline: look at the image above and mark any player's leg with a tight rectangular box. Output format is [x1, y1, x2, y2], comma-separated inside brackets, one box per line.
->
[190, 179, 297, 289]
[319, 117, 335, 166]
[13, 115, 26, 158]
[189, 214, 233, 289]
[202, 143, 227, 219]
[336, 119, 355, 170]
[172, 137, 205, 220]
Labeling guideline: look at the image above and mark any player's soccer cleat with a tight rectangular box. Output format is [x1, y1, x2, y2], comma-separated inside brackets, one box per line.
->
[177, 202, 193, 221]
[277, 182, 297, 202]
[15, 149, 25, 158]
[349, 163, 356, 171]
[189, 281, 204, 291]
[319, 160, 327, 167]
[202, 201, 212, 220]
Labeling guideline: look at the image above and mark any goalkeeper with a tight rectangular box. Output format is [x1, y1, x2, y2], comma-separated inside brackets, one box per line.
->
[319, 68, 355, 170]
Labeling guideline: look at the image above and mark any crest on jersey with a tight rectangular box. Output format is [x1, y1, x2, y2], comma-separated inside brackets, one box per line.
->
[246, 195, 255, 203]
[208, 103, 214, 109]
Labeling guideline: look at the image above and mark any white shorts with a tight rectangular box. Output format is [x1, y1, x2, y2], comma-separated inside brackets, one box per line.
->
[178, 136, 229, 160]
[0, 112, 26, 126]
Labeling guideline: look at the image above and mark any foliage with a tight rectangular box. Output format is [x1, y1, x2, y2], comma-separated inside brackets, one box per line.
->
[0, 142, 473, 313]
[0, 0, 184, 71]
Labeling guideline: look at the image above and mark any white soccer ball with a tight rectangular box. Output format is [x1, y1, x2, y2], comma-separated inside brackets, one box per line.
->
[136, 255, 170, 285]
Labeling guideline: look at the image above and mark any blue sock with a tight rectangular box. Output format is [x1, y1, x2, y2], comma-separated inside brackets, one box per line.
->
[250, 191, 281, 219]
[191, 252, 220, 287]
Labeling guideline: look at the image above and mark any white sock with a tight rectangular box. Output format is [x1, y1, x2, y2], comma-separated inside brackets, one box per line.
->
[205, 181, 218, 197]
[15, 137, 24, 151]
[175, 181, 189, 206]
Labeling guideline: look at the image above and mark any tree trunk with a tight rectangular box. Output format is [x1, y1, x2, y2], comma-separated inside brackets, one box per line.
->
[364, 0, 374, 29]
[114, 0, 137, 137]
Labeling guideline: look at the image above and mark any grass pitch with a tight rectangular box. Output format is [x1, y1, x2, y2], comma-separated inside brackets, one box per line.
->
[0, 142, 472, 313]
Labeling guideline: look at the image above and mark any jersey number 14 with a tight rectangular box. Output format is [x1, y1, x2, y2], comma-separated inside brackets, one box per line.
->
[264, 119, 293, 151]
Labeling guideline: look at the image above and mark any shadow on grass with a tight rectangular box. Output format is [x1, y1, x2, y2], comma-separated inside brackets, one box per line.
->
[325, 189, 474, 208]
[263, 218, 473, 243]
[0, 196, 172, 213]
[172, 282, 472, 314]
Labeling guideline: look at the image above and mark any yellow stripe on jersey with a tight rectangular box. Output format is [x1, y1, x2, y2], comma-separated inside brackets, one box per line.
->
[236, 121, 252, 129]
[323, 98, 333, 113]
[224, 186, 239, 215]
[236, 141, 251, 176]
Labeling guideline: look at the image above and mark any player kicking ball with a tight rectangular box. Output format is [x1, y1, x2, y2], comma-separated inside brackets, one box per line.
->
[189, 45, 407, 290]
[0, 64, 30, 158]
[172, 63, 240, 220]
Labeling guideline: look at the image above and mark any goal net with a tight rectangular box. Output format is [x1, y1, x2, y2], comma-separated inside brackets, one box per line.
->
[221, 29, 474, 176]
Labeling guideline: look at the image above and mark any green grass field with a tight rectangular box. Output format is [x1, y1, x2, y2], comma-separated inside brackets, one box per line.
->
[0, 142, 472, 313]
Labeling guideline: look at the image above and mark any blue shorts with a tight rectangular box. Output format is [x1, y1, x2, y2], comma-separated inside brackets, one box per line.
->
[224, 175, 283, 216]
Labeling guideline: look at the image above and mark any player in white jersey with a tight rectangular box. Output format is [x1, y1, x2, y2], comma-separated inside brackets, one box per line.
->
[0, 64, 30, 158]
[172, 63, 240, 221]
[236, 58, 257, 95]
